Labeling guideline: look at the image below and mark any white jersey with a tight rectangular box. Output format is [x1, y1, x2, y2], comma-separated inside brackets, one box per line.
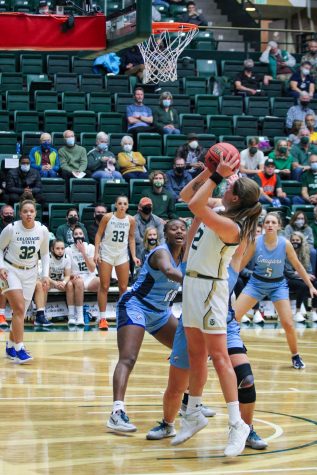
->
[187, 223, 239, 279]
[100, 214, 130, 254]
[49, 253, 71, 281]
[66, 242, 96, 277]
[0, 221, 49, 273]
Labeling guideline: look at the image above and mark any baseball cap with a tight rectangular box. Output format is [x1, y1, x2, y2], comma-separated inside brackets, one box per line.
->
[264, 158, 275, 167]
[187, 133, 198, 141]
[139, 197, 152, 207]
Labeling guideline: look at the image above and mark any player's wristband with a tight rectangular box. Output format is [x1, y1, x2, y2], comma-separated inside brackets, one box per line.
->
[209, 172, 223, 185]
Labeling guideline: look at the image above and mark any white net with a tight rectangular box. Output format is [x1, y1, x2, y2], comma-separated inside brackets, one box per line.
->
[138, 26, 198, 84]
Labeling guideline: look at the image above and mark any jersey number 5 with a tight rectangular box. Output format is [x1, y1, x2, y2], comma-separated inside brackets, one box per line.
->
[112, 231, 125, 243]
[19, 245, 36, 260]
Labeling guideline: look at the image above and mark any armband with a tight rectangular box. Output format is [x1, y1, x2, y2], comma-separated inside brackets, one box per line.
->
[209, 172, 223, 185]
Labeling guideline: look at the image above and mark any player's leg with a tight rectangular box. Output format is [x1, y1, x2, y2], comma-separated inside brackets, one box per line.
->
[66, 280, 76, 325]
[234, 293, 259, 322]
[73, 277, 85, 326]
[0, 293, 8, 326]
[115, 260, 129, 296]
[97, 260, 112, 328]
[152, 314, 178, 349]
[33, 280, 52, 327]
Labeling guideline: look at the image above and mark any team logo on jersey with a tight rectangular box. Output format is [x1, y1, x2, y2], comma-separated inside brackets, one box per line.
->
[209, 318, 215, 326]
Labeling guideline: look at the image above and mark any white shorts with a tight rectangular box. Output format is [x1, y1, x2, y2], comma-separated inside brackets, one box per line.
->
[182, 275, 228, 334]
[100, 249, 129, 267]
[2, 264, 37, 302]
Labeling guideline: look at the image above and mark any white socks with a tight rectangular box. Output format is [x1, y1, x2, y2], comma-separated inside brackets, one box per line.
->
[227, 401, 241, 426]
[75, 306, 83, 319]
[113, 400, 125, 413]
[14, 342, 24, 351]
[187, 396, 202, 415]
[68, 305, 75, 317]
[99, 311, 107, 320]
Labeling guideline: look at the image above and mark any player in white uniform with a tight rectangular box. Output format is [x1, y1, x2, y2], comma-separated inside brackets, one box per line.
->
[66, 225, 99, 325]
[94, 195, 140, 330]
[172, 154, 262, 457]
[33, 239, 72, 327]
[0, 200, 50, 364]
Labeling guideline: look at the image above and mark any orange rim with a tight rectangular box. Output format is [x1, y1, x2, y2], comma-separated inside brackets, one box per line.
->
[152, 21, 199, 34]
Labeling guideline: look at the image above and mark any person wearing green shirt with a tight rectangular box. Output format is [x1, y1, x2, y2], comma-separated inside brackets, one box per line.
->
[58, 130, 88, 197]
[153, 92, 180, 135]
[142, 170, 178, 221]
[293, 154, 317, 205]
[268, 138, 293, 179]
[55, 207, 89, 247]
[290, 129, 317, 180]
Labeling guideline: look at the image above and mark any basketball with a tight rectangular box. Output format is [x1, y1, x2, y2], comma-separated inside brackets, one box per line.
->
[205, 142, 240, 173]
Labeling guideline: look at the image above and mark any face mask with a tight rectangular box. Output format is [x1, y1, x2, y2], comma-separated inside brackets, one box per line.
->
[295, 219, 305, 228]
[141, 205, 152, 215]
[189, 141, 198, 150]
[292, 242, 301, 249]
[249, 147, 258, 155]
[41, 141, 51, 150]
[154, 180, 164, 188]
[245, 67, 253, 72]
[301, 68, 310, 76]
[68, 216, 78, 225]
[162, 99, 171, 107]
[147, 238, 157, 246]
[123, 144, 133, 153]
[20, 164, 30, 172]
[52, 252, 63, 260]
[300, 136, 310, 145]
[65, 137, 75, 147]
[300, 101, 310, 107]
[74, 236, 84, 244]
[278, 146, 288, 154]
[175, 166, 185, 174]
[98, 143, 108, 151]
[95, 213, 104, 223]
[2, 215, 13, 224]
[311, 162, 317, 173]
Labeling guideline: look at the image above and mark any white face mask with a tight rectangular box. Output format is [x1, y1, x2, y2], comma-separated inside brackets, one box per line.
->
[65, 137, 75, 147]
[301, 68, 310, 76]
[123, 144, 133, 153]
[189, 140, 198, 150]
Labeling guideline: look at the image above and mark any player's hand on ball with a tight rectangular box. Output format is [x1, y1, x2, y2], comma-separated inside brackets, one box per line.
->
[217, 152, 240, 178]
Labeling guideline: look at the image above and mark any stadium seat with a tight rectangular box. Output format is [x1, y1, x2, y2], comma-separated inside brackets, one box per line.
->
[177, 57, 195, 78]
[41, 178, 66, 203]
[72, 57, 94, 75]
[80, 132, 96, 152]
[0, 54, 16, 72]
[100, 180, 129, 208]
[51, 132, 66, 149]
[196, 134, 216, 150]
[261, 117, 285, 138]
[137, 133, 162, 156]
[147, 156, 174, 172]
[54, 73, 79, 92]
[61, 92, 86, 112]
[21, 131, 42, 155]
[34, 91, 59, 112]
[106, 75, 131, 94]
[47, 55, 70, 75]
[0, 132, 17, 154]
[221, 60, 244, 79]
[182, 77, 208, 96]
[218, 135, 246, 151]
[49, 203, 76, 234]
[0, 73, 23, 93]
[87, 92, 111, 113]
[196, 59, 218, 79]
[69, 178, 97, 204]
[220, 95, 244, 116]
[194, 94, 219, 115]
[270, 97, 295, 117]
[262, 80, 283, 97]
[79, 204, 95, 227]
[175, 202, 193, 218]
[0, 111, 10, 131]
[170, 94, 191, 114]
[245, 96, 270, 117]
[14, 111, 39, 133]
[207, 115, 233, 136]
[233, 115, 258, 136]
[72, 111, 96, 133]
[98, 112, 123, 133]
[6, 91, 30, 111]
[12, 0, 33, 13]
[0, 0, 11, 10]
[79, 74, 104, 92]
[179, 113, 205, 135]
[163, 134, 187, 156]
[20, 54, 43, 75]
[158, 80, 181, 95]
[44, 110, 68, 133]
[169, 3, 187, 20]
[281, 180, 302, 197]
[114, 93, 133, 114]
[109, 132, 132, 155]
[129, 179, 151, 204]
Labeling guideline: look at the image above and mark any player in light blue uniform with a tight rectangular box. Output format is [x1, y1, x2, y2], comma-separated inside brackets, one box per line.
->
[107, 219, 187, 433]
[235, 212, 317, 369]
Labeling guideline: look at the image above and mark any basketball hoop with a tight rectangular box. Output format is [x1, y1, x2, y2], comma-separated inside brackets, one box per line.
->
[138, 22, 199, 84]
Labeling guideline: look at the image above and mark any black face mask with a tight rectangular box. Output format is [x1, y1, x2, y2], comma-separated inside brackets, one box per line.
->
[52, 252, 63, 260]
[300, 101, 310, 108]
[292, 242, 301, 249]
[175, 167, 185, 174]
[68, 216, 78, 225]
[74, 236, 84, 244]
[2, 215, 13, 224]
[300, 136, 310, 145]
[249, 147, 258, 155]
[245, 67, 253, 72]
[147, 238, 157, 246]
[95, 214, 104, 223]
[141, 206, 152, 215]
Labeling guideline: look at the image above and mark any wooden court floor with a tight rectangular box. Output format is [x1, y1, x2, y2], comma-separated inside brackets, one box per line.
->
[0, 323, 316, 475]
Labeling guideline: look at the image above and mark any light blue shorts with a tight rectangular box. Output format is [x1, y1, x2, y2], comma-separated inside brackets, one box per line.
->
[242, 276, 289, 302]
[116, 292, 172, 335]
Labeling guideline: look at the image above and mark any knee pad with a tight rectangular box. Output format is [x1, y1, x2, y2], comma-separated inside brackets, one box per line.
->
[234, 363, 256, 404]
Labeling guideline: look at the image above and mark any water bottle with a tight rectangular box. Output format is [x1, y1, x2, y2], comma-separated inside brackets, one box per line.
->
[16, 142, 21, 156]
[83, 304, 90, 324]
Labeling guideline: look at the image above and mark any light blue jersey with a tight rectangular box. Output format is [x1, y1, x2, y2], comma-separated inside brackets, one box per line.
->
[253, 235, 286, 280]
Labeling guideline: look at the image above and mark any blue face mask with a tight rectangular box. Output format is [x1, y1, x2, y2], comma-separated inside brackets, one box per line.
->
[98, 143, 108, 151]
[162, 99, 171, 107]
[41, 141, 51, 150]
[311, 162, 317, 172]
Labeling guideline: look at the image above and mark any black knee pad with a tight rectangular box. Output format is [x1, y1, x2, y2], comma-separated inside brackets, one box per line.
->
[234, 363, 256, 404]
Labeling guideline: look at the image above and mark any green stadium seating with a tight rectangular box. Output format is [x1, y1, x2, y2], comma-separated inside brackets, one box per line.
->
[12, 0, 33, 13]
[72, 57, 94, 74]
[87, 92, 111, 113]
[147, 156, 174, 171]
[34, 91, 59, 112]
[72, 111, 96, 133]
[261, 117, 285, 138]
[69, 178, 97, 204]
[270, 97, 294, 117]
[79, 204, 95, 227]
[233, 115, 258, 136]
[175, 202, 193, 218]
[245, 96, 270, 117]
[20, 54, 43, 74]
[114, 93, 133, 114]
[194, 95, 219, 115]
[106, 75, 132, 94]
[137, 133, 162, 156]
[49, 203, 76, 234]
[61, 92, 86, 112]
[196, 134, 216, 150]
[158, 80, 181, 95]
[262, 80, 283, 97]
[108, 132, 132, 155]
[0, 132, 17, 154]
[6, 91, 30, 111]
[207, 115, 232, 136]
[179, 113, 205, 135]
[80, 132, 96, 152]
[22, 131, 42, 155]
[177, 57, 195, 78]
[281, 180, 302, 197]
[129, 179, 151, 204]
[0, 73, 23, 93]
[169, 3, 187, 19]
[47, 55, 70, 75]
[14, 111, 39, 133]
[221, 60, 244, 79]
[220, 95, 244, 116]
[218, 135, 246, 151]
[79, 74, 104, 92]
[98, 112, 123, 133]
[0, 111, 10, 131]
[41, 178, 66, 203]
[163, 134, 187, 156]
[182, 77, 208, 96]
[170, 94, 191, 114]
[0, 55, 16, 72]
[44, 110, 68, 133]
[196, 59, 218, 79]
[100, 180, 129, 208]
[54, 73, 79, 92]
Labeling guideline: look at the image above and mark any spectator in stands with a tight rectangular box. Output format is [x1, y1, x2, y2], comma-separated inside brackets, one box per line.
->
[5, 156, 44, 206]
[305, 113, 317, 143]
[0, 204, 14, 233]
[153, 92, 181, 135]
[287, 62, 316, 99]
[286, 91, 316, 131]
[87, 204, 107, 245]
[134, 197, 164, 259]
[87, 132, 122, 181]
[268, 138, 293, 179]
[259, 40, 295, 81]
[181, 1, 207, 26]
[239, 137, 264, 178]
[58, 130, 88, 189]
[254, 158, 292, 207]
[287, 119, 303, 146]
[140, 226, 161, 265]
[176, 133, 205, 177]
[311, 205, 317, 248]
[283, 212, 316, 274]
[55, 207, 89, 247]
[234, 59, 271, 96]
[29, 133, 60, 178]
[120, 45, 145, 81]
[117, 135, 148, 183]
[301, 40, 317, 81]
[38, 0, 50, 13]
[165, 157, 192, 202]
[291, 128, 317, 181]
[126, 87, 162, 143]
[143, 170, 178, 221]
[293, 154, 317, 205]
